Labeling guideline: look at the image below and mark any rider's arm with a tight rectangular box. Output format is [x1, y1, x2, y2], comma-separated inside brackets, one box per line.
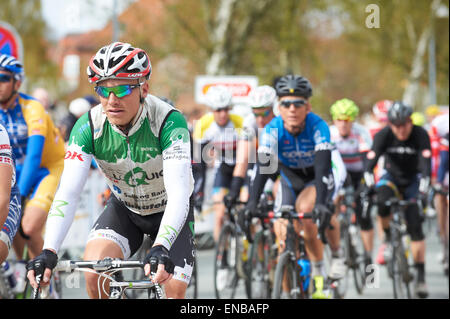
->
[246, 124, 277, 211]
[437, 134, 449, 184]
[228, 138, 251, 201]
[191, 118, 208, 200]
[312, 121, 334, 205]
[42, 114, 94, 253]
[153, 111, 193, 251]
[0, 128, 13, 228]
[363, 127, 388, 186]
[417, 126, 432, 180]
[17, 134, 44, 198]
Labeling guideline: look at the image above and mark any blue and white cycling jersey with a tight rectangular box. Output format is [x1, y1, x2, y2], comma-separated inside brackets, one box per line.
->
[258, 112, 333, 169]
[0, 121, 21, 251]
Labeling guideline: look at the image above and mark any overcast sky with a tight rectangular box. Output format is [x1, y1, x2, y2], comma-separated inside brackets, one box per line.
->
[41, 0, 132, 40]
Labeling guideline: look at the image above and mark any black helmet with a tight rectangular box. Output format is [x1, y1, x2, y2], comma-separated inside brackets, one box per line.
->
[388, 101, 413, 125]
[275, 74, 312, 98]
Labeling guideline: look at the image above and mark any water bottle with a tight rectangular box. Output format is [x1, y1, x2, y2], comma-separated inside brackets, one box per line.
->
[2, 261, 17, 290]
[13, 261, 27, 294]
[297, 258, 311, 291]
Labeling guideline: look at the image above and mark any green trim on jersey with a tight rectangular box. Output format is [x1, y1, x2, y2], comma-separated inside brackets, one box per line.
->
[68, 108, 189, 162]
[160, 111, 190, 150]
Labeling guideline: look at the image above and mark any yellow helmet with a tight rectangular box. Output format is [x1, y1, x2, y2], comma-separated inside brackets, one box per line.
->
[425, 105, 440, 117]
[411, 112, 426, 126]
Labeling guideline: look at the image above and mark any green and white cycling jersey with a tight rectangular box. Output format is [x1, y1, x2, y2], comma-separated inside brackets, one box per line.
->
[43, 95, 194, 252]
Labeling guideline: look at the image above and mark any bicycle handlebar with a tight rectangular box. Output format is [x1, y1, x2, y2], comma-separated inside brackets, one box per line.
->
[55, 258, 146, 273]
[251, 210, 314, 220]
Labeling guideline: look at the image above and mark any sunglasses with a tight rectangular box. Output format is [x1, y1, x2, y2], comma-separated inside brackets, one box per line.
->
[0, 74, 13, 83]
[279, 99, 306, 108]
[94, 84, 142, 98]
[253, 109, 272, 118]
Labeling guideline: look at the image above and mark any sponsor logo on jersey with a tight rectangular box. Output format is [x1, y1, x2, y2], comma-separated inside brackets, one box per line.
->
[64, 150, 84, 161]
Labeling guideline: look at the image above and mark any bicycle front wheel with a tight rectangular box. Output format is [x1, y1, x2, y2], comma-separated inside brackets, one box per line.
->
[391, 242, 412, 299]
[272, 251, 305, 299]
[246, 229, 272, 299]
[214, 223, 243, 299]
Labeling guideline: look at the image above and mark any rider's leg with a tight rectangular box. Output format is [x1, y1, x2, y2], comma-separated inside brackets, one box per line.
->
[295, 185, 324, 263]
[435, 193, 449, 247]
[83, 239, 124, 299]
[212, 187, 228, 243]
[165, 279, 188, 299]
[16, 205, 47, 259]
[0, 240, 8, 264]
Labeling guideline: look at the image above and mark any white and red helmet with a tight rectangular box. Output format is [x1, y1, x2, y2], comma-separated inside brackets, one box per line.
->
[372, 99, 393, 122]
[87, 42, 151, 84]
[248, 85, 276, 109]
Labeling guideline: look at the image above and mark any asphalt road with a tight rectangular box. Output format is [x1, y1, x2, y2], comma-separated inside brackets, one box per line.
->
[59, 218, 448, 299]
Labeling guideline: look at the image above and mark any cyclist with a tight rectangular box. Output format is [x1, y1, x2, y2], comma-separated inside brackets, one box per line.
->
[329, 98, 374, 271]
[430, 112, 449, 275]
[0, 119, 21, 264]
[192, 85, 243, 242]
[59, 97, 92, 142]
[363, 101, 432, 298]
[244, 74, 347, 298]
[0, 54, 65, 260]
[224, 85, 278, 207]
[368, 100, 393, 139]
[26, 42, 195, 299]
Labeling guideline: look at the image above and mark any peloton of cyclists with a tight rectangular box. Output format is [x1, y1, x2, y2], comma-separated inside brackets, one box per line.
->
[244, 74, 347, 299]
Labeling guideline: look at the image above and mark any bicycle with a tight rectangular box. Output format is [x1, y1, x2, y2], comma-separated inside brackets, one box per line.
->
[35, 257, 166, 299]
[382, 197, 417, 299]
[336, 185, 367, 296]
[213, 199, 251, 299]
[270, 206, 314, 299]
[245, 193, 277, 299]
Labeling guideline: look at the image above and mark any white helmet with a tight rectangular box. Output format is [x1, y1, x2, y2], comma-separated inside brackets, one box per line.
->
[205, 85, 232, 110]
[249, 85, 276, 109]
[69, 98, 91, 117]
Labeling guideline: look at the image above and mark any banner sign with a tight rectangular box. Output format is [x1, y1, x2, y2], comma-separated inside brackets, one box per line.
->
[195, 75, 258, 106]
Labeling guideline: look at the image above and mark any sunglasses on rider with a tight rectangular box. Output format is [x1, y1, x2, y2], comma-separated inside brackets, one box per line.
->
[94, 83, 142, 99]
[253, 109, 272, 118]
[279, 99, 306, 108]
[0, 74, 13, 83]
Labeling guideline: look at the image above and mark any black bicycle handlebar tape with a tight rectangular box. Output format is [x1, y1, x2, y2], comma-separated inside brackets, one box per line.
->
[31, 259, 44, 299]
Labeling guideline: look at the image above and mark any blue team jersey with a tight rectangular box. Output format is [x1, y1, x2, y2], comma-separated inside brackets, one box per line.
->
[258, 112, 332, 169]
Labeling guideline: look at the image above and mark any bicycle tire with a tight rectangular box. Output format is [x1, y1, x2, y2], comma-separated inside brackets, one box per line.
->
[0, 267, 14, 299]
[272, 251, 305, 299]
[333, 224, 350, 299]
[349, 230, 366, 295]
[214, 222, 242, 299]
[391, 241, 412, 299]
[185, 253, 198, 299]
[246, 229, 271, 299]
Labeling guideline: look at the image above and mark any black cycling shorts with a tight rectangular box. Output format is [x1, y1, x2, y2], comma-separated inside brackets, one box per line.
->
[88, 193, 195, 284]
